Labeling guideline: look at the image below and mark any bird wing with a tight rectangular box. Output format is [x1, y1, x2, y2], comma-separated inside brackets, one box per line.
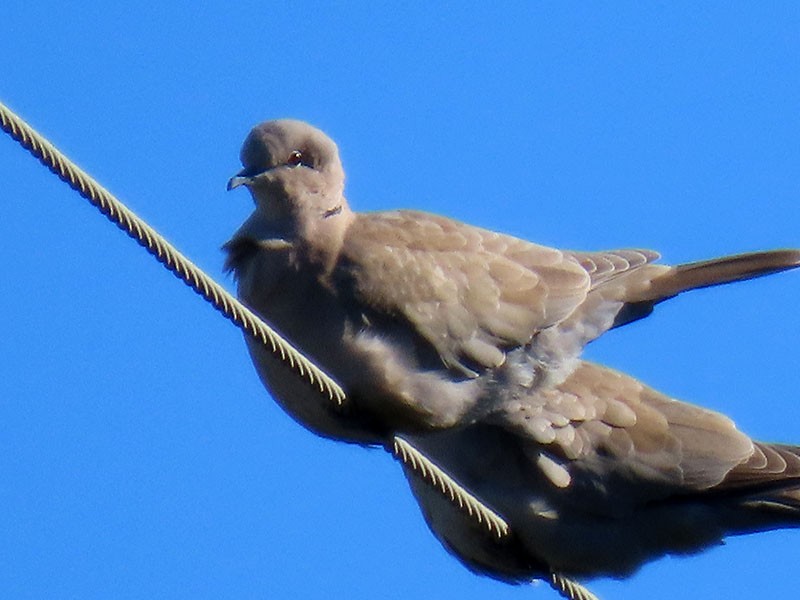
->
[492, 361, 757, 508]
[339, 210, 592, 373]
[401, 362, 800, 579]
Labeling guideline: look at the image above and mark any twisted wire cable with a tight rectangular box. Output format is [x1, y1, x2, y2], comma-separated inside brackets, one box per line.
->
[391, 436, 510, 538]
[549, 572, 601, 600]
[0, 100, 345, 405]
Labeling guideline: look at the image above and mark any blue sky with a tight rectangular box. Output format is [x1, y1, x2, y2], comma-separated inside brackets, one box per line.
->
[1, 4, 799, 599]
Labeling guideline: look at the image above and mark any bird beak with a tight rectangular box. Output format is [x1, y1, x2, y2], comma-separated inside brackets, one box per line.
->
[227, 171, 251, 191]
[227, 165, 280, 191]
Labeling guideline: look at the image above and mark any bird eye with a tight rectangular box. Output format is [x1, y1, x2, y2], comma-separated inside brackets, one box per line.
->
[287, 150, 304, 167]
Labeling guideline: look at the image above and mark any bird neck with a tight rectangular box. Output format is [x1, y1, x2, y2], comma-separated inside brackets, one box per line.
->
[296, 199, 354, 274]
[248, 189, 354, 275]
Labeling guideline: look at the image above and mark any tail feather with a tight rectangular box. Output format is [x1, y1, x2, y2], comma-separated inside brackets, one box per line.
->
[726, 443, 800, 488]
[767, 488, 800, 511]
[610, 249, 800, 329]
[650, 249, 800, 301]
[717, 443, 800, 534]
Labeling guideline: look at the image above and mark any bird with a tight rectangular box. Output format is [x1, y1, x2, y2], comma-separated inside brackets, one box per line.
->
[401, 360, 800, 584]
[223, 119, 800, 593]
[224, 119, 799, 446]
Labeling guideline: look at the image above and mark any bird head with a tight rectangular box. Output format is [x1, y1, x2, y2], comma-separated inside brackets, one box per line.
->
[227, 119, 354, 267]
[227, 119, 347, 220]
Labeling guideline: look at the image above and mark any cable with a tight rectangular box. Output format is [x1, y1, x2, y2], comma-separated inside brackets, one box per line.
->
[0, 100, 345, 405]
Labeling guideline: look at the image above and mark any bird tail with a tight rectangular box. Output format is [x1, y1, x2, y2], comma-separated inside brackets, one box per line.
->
[649, 249, 800, 301]
[608, 249, 800, 329]
[721, 442, 800, 533]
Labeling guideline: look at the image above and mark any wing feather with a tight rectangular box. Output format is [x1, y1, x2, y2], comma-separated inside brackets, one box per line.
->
[340, 210, 591, 372]
[493, 362, 755, 500]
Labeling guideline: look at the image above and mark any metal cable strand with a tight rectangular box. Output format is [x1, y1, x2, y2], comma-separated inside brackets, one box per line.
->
[391, 436, 510, 538]
[549, 572, 601, 600]
[0, 100, 345, 405]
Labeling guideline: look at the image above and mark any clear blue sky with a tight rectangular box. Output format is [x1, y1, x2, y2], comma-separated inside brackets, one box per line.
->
[2, 4, 799, 599]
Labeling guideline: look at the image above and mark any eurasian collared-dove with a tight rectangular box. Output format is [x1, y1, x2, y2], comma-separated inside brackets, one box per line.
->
[224, 119, 799, 446]
[223, 120, 800, 595]
[401, 360, 800, 583]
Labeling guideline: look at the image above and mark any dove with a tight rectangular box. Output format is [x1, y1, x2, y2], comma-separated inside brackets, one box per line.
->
[223, 119, 800, 596]
[224, 119, 800, 445]
[401, 360, 800, 586]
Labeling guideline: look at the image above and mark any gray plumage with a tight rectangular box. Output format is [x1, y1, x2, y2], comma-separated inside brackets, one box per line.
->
[224, 119, 800, 584]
